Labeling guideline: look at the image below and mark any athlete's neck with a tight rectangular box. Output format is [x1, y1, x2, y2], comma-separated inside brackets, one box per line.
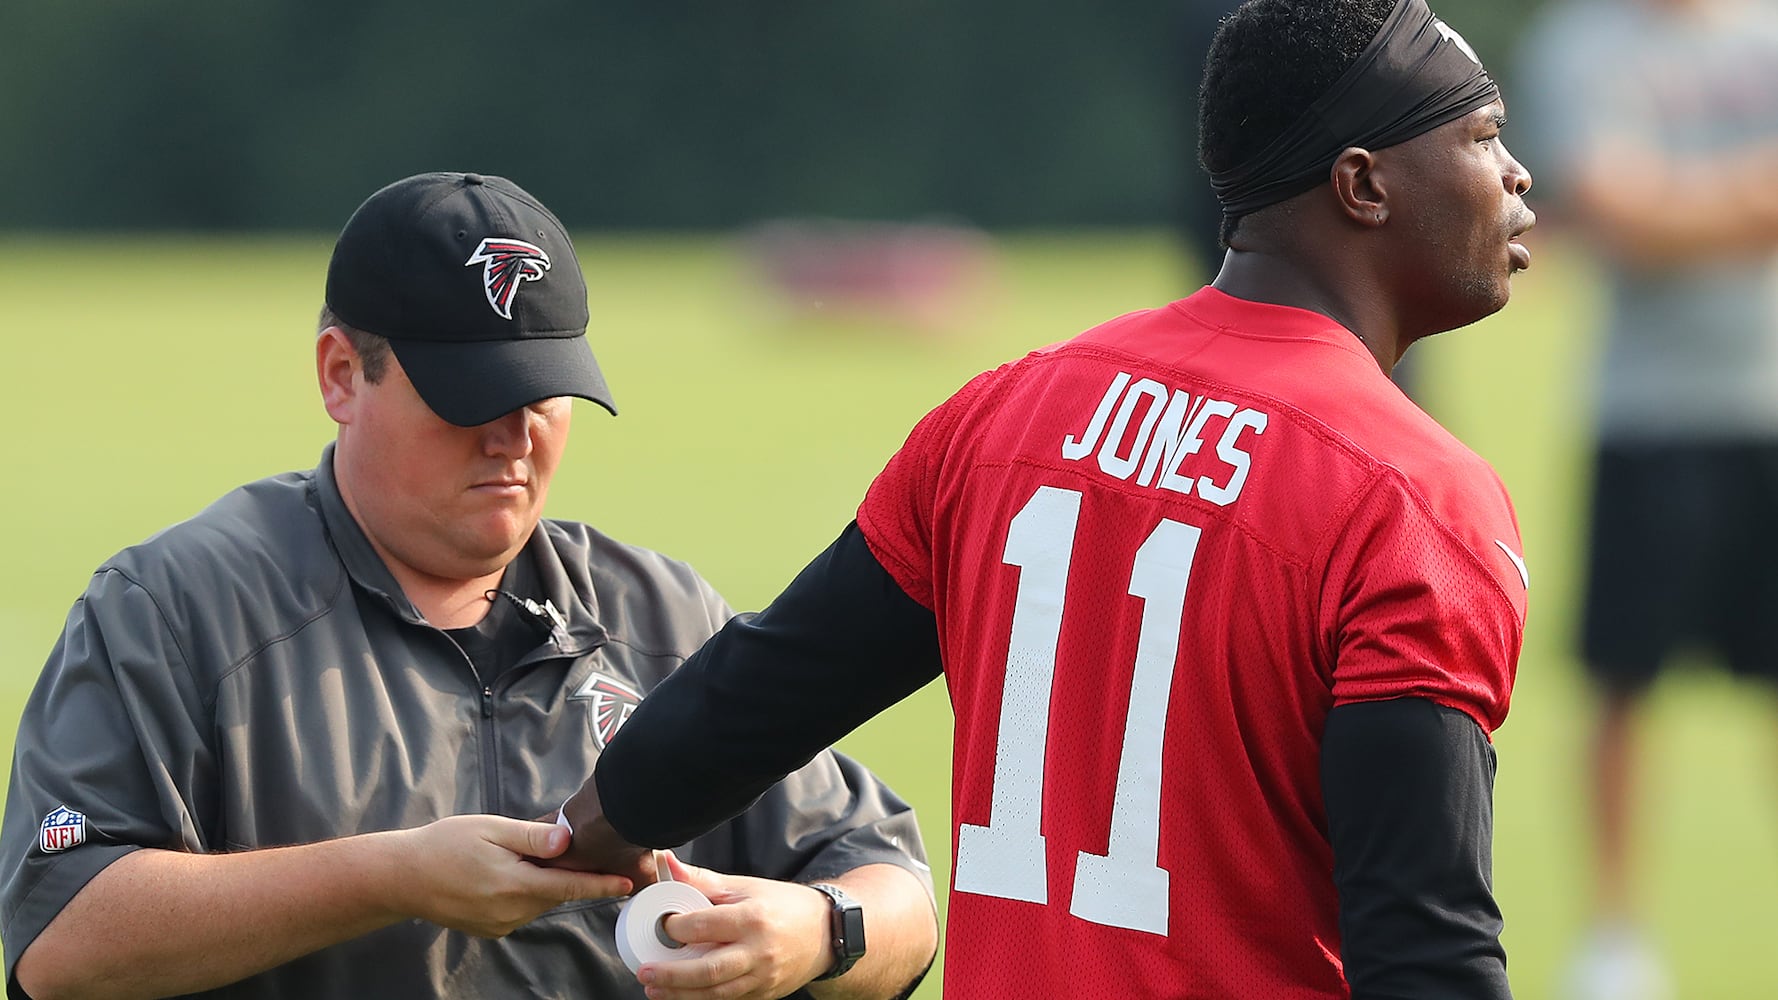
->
[1210, 248, 1403, 374]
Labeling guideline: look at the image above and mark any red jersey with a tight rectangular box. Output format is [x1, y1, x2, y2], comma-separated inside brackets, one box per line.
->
[856, 288, 1526, 998]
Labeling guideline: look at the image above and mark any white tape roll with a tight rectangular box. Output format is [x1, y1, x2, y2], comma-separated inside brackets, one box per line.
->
[615, 880, 716, 973]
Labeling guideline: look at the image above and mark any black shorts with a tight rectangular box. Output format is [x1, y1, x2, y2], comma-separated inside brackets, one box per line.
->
[1581, 440, 1778, 691]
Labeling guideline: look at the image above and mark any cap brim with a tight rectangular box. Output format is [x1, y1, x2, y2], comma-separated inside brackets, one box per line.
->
[388, 334, 617, 427]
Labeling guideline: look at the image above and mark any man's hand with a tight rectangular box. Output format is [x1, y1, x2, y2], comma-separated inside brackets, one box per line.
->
[634, 853, 835, 1000]
[15, 815, 645, 1000]
[390, 815, 634, 937]
[544, 776, 658, 885]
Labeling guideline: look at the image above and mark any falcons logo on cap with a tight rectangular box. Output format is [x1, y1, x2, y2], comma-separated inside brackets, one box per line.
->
[465, 237, 552, 320]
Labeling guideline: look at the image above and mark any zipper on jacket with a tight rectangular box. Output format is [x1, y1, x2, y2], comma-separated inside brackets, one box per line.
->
[442, 629, 502, 814]
[479, 683, 501, 810]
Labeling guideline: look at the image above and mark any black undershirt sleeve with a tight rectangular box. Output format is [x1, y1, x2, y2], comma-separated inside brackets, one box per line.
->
[597, 521, 943, 848]
[1322, 698, 1511, 1000]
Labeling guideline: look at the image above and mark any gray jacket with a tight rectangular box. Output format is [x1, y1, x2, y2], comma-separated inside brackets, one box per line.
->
[1, 445, 930, 999]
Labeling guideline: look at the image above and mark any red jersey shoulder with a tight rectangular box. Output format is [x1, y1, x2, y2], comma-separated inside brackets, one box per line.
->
[1338, 399, 1528, 618]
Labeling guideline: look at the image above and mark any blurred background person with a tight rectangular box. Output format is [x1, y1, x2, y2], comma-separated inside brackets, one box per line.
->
[1513, 1, 1778, 997]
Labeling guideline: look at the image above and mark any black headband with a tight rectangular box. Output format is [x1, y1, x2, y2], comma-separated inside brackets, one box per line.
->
[1209, 0, 1500, 217]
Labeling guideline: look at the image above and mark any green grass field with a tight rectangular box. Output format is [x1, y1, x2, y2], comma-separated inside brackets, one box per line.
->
[5, 231, 1778, 997]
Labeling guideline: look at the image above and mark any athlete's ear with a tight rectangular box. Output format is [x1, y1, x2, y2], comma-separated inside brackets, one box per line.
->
[317, 326, 361, 426]
[1330, 146, 1388, 229]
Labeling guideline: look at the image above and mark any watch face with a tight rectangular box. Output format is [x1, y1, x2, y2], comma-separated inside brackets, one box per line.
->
[837, 899, 867, 957]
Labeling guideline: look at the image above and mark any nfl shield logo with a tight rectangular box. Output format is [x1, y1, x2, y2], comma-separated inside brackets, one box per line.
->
[571, 673, 643, 750]
[39, 806, 85, 853]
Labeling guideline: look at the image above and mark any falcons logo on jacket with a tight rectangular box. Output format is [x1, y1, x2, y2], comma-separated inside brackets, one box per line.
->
[571, 673, 643, 750]
[465, 237, 552, 319]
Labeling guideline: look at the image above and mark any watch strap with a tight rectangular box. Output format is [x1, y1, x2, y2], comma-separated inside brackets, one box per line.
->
[808, 881, 866, 981]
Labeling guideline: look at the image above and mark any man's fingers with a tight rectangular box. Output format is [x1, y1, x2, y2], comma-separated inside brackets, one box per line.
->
[503, 817, 570, 859]
[660, 904, 741, 947]
[663, 852, 727, 895]
[641, 943, 750, 989]
[540, 868, 633, 903]
[662, 849, 691, 879]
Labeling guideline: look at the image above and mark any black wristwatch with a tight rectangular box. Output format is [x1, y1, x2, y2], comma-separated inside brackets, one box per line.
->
[808, 882, 867, 981]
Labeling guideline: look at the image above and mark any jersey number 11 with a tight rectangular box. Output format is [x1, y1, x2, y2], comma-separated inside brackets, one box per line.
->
[953, 485, 1201, 937]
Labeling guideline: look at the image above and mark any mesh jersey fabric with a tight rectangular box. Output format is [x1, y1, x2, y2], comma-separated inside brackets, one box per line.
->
[856, 286, 1526, 999]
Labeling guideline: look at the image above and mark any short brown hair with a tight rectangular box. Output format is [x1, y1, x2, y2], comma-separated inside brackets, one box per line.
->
[317, 305, 391, 383]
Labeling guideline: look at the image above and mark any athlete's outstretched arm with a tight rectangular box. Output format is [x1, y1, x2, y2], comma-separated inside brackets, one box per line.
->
[1321, 697, 1511, 1000]
[560, 521, 942, 864]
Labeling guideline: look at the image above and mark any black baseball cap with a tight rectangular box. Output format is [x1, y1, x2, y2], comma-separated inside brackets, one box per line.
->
[324, 171, 616, 427]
